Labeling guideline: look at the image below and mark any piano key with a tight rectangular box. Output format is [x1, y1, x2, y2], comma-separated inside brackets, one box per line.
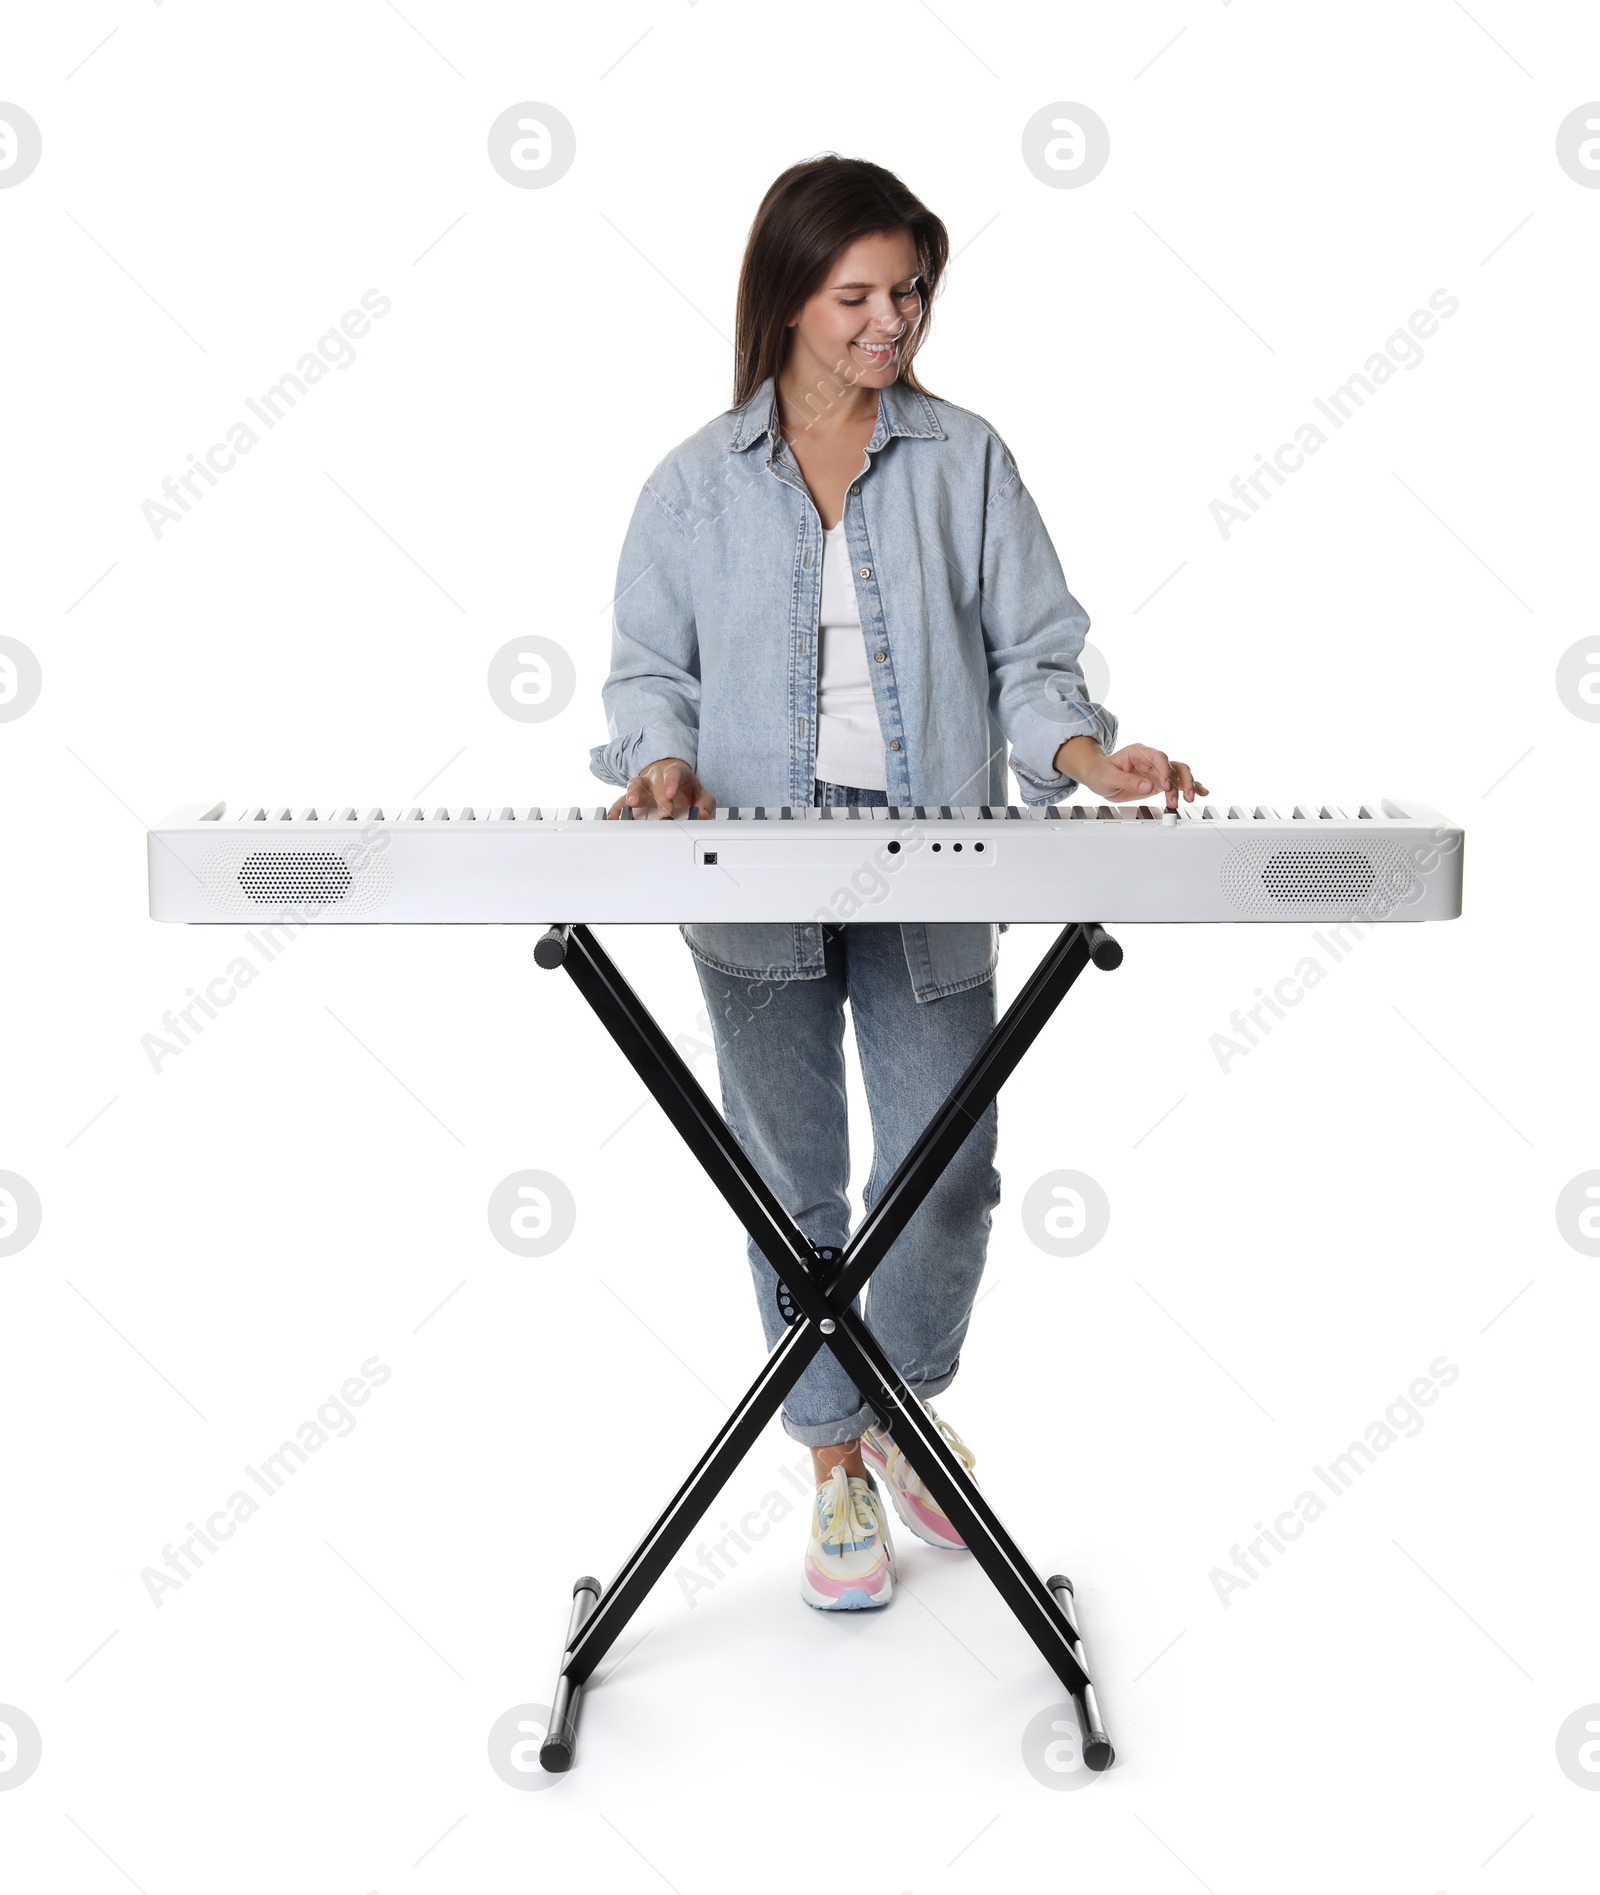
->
[296, 806, 318, 822]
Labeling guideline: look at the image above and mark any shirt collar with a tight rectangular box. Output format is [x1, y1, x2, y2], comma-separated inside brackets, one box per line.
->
[726, 372, 945, 454]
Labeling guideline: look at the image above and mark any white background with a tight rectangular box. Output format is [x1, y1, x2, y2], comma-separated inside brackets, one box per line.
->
[3, 3, 1598, 1891]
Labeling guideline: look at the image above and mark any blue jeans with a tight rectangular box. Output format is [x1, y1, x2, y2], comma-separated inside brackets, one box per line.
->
[687, 779, 1001, 1446]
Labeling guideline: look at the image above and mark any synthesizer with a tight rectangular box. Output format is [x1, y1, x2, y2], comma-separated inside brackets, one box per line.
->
[146, 799, 1464, 925]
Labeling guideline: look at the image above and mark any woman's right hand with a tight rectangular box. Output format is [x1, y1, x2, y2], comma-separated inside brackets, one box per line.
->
[605, 757, 717, 820]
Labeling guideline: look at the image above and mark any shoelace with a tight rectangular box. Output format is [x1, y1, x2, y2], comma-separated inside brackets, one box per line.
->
[816, 1468, 879, 1551]
[880, 1410, 975, 1495]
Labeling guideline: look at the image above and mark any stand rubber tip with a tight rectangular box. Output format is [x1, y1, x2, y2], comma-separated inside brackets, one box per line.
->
[1083, 1736, 1115, 1772]
[1046, 1574, 1074, 1595]
[538, 1738, 573, 1774]
[573, 1575, 601, 1598]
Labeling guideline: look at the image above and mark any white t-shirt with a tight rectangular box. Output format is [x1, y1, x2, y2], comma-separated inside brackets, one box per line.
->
[813, 521, 888, 791]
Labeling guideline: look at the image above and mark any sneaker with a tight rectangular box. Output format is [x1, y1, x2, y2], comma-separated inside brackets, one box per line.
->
[860, 1401, 977, 1551]
[800, 1465, 896, 1611]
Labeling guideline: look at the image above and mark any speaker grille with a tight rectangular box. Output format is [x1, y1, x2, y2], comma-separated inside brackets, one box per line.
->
[239, 851, 352, 904]
[196, 846, 392, 916]
[1221, 840, 1419, 915]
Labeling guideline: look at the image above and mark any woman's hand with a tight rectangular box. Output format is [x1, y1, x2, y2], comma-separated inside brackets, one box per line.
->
[1055, 736, 1208, 809]
[605, 757, 717, 820]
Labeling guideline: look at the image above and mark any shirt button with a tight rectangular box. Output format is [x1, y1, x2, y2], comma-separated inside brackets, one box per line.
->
[850, 485, 860, 495]
[889, 739, 900, 750]
[859, 567, 871, 578]
[874, 651, 887, 662]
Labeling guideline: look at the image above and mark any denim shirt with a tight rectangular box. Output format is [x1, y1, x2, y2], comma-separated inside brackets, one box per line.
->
[589, 373, 1117, 1002]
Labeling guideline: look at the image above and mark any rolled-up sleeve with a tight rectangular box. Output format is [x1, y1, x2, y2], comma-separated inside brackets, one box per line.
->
[588, 476, 702, 789]
[980, 440, 1117, 803]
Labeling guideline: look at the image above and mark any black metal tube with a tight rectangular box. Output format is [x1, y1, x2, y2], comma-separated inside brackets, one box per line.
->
[538, 1576, 601, 1772]
[1048, 1574, 1114, 1770]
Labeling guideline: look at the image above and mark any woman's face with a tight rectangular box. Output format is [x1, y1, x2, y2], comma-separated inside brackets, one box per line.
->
[784, 225, 923, 393]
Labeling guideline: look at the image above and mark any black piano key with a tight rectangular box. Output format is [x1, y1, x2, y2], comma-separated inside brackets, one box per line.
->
[780, 806, 792, 819]
[1005, 806, 1021, 819]
[1046, 804, 1061, 819]
[979, 806, 994, 819]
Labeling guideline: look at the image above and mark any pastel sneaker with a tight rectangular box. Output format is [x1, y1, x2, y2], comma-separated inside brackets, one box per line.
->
[800, 1465, 896, 1611]
[860, 1401, 977, 1551]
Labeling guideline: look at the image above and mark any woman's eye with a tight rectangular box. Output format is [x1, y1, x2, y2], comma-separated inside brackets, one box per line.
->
[840, 289, 920, 307]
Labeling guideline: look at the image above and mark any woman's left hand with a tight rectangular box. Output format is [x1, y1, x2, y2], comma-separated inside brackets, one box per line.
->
[1074, 740, 1208, 808]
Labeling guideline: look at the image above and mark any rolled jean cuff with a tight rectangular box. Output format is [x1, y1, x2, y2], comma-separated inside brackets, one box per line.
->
[779, 1366, 959, 1448]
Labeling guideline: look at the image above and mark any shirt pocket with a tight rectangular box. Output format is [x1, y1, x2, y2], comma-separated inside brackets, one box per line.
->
[678, 922, 826, 982]
[899, 921, 998, 1003]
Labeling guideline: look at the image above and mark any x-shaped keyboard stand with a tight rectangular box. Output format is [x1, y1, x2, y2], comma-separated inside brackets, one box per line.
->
[532, 916, 1121, 1773]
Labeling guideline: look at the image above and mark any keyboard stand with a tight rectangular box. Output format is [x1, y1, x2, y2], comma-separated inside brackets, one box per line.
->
[531, 917, 1123, 1774]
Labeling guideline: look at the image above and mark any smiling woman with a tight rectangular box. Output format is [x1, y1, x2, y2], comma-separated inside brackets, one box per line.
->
[587, 152, 1207, 1616]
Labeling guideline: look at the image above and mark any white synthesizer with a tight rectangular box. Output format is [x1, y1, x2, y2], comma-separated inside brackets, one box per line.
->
[146, 799, 1463, 925]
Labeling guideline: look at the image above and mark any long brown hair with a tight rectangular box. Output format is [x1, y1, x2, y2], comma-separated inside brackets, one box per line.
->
[732, 155, 949, 409]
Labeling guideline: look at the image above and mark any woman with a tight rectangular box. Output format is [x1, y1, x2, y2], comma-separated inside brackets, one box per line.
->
[592, 155, 1206, 1612]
